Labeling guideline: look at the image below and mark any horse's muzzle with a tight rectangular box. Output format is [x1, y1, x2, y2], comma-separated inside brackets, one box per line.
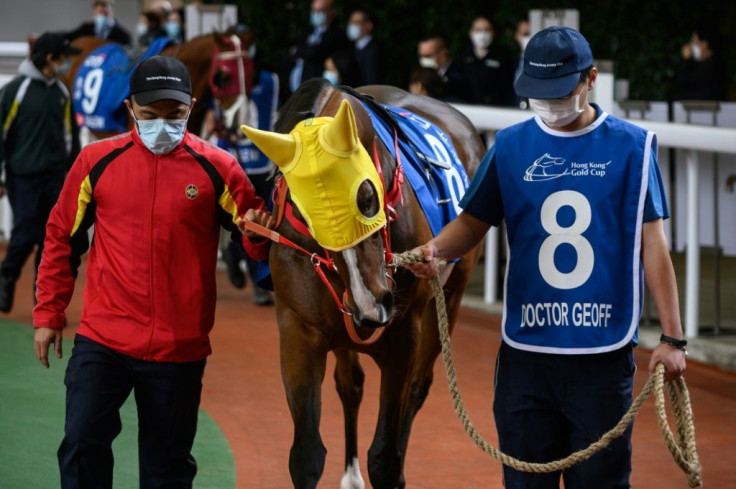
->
[351, 290, 394, 329]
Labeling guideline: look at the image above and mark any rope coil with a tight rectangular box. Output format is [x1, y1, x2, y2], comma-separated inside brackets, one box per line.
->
[392, 250, 702, 487]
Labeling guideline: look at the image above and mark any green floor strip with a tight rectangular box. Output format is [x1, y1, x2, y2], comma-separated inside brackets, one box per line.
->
[0, 320, 235, 488]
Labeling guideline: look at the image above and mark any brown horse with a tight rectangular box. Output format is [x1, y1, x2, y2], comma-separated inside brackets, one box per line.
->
[241, 78, 485, 488]
[61, 31, 255, 139]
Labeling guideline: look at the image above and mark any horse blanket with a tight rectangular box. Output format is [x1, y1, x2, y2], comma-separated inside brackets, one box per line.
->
[72, 37, 172, 132]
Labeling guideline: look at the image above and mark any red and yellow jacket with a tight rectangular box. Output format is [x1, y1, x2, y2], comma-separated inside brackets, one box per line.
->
[33, 129, 268, 362]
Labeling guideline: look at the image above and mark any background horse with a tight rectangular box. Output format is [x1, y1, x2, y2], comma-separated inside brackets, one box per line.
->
[61, 30, 254, 140]
[246, 78, 485, 488]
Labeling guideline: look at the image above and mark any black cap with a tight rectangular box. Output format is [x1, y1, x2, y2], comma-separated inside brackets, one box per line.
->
[32, 32, 82, 58]
[129, 55, 192, 106]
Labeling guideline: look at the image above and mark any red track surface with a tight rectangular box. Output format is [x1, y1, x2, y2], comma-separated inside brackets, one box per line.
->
[8, 260, 736, 488]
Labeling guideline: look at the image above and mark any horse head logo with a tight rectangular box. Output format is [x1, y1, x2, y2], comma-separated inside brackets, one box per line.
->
[524, 153, 570, 181]
[241, 99, 386, 251]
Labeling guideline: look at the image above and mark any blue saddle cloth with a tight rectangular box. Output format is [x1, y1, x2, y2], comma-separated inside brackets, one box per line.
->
[72, 37, 172, 132]
[361, 102, 470, 236]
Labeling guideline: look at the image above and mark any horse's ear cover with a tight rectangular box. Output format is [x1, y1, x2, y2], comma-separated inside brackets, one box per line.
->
[241, 100, 386, 251]
[321, 99, 359, 155]
[239, 124, 297, 168]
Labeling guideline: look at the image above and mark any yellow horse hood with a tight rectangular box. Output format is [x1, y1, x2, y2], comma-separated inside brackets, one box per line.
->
[241, 99, 386, 251]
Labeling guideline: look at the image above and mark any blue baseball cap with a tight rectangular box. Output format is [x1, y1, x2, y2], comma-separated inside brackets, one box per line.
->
[514, 26, 593, 100]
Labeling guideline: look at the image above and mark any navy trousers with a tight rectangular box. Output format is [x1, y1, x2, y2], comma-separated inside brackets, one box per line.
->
[58, 335, 206, 489]
[1, 169, 65, 279]
[493, 341, 635, 489]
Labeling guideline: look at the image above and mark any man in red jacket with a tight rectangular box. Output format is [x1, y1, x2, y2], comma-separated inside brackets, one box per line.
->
[32, 55, 274, 488]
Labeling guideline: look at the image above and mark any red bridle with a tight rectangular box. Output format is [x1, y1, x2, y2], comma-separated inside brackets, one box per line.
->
[243, 131, 404, 345]
[209, 35, 254, 99]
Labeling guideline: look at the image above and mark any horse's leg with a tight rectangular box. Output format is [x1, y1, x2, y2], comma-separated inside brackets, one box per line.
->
[280, 318, 329, 489]
[333, 348, 366, 489]
[395, 268, 472, 484]
[366, 328, 418, 489]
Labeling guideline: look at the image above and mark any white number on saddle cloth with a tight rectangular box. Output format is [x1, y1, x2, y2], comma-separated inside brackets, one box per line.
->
[538, 190, 594, 289]
[81, 68, 104, 115]
[425, 133, 466, 215]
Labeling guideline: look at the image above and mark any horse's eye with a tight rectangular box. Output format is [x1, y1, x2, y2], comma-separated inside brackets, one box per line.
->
[213, 68, 231, 88]
[357, 179, 380, 218]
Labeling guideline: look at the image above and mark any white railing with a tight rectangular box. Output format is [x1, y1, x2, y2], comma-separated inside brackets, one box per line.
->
[452, 103, 736, 339]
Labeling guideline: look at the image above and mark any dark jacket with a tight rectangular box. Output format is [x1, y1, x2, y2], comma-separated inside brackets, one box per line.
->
[354, 37, 383, 85]
[673, 55, 728, 101]
[289, 21, 351, 85]
[439, 61, 473, 104]
[34, 129, 269, 362]
[458, 42, 516, 106]
[0, 59, 80, 177]
[69, 20, 132, 45]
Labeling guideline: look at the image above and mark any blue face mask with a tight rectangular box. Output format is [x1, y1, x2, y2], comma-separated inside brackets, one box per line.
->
[54, 58, 71, 77]
[322, 70, 339, 85]
[133, 112, 189, 154]
[310, 11, 327, 28]
[94, 14, 108, 31]
[346, 23, 361, 41]
[165, 21, 181, 39]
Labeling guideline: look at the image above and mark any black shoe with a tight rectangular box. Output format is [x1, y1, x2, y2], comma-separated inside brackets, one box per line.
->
[254, 287, 274, 306]
[0, 273, 17, 313]
[222, 247, 246, 289]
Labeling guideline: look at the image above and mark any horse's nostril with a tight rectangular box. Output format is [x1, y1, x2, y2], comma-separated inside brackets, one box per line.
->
[379, 291, 394, 313]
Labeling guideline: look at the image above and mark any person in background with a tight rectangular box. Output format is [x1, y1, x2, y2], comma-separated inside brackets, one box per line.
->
[205, 25, 279, 305]
[457, 15, 515, 106]
[323, 50, 361, 87]
[0, 32, 81, 313]
[148, 0, 174, 21]
[136, 11, 167, 49]
[417, 35, 472, 103]
[346, 9, 383, 85]
[33, 55, 274, 487]
[69, 0, 131, 46]
[673, 23, 728, 101]
[165, 9, 185, 44]
[284, 0, 350, 95]
[406, 26, 686, 489]
[513, 18, 531, 108]
[408, 66, 445, 99]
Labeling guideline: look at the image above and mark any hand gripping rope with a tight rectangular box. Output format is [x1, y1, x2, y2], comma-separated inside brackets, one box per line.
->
[390, 250, 702, 488]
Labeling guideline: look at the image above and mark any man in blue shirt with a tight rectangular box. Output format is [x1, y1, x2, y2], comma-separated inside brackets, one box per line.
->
[407, 26, 686, 489]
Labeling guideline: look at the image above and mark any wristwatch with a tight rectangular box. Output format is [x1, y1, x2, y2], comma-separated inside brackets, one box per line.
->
[660, 334, 688, 353]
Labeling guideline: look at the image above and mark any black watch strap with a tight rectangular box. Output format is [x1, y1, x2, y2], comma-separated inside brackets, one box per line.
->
[660, 334, 687, 351]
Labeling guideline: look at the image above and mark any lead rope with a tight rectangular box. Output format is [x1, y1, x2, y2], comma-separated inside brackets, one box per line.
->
[391, 251, 702, 487]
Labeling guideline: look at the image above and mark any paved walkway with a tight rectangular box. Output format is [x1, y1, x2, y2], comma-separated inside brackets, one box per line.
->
[3, 254, 735, 488]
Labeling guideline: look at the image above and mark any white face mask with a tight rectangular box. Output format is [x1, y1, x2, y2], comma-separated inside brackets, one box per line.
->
[690, 42, 702, 61]
[470, 31, 492, 50]
[347, 23, 361, 41]
[419, 56, 438, 69]
[133, 112, 189, 154]
[322, 70, 339, 85]
[529, 87, 588, 128]
[310, 11, 327, 28]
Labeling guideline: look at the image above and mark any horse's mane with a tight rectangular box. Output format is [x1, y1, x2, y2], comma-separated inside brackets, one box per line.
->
[274, 78, 332, 134]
